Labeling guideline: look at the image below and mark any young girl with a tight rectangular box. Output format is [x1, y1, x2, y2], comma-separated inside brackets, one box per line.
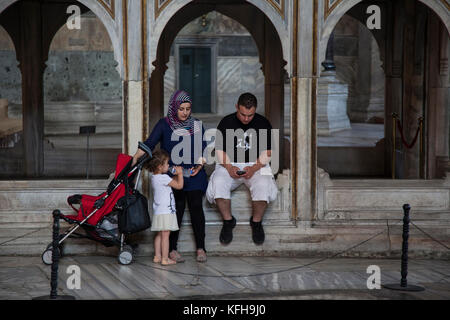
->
[146, 150, 184, 265]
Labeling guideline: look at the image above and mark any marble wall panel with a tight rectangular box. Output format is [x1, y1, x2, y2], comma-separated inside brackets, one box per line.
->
[0, 180, 107, 215]
[317, 174, 450, 220]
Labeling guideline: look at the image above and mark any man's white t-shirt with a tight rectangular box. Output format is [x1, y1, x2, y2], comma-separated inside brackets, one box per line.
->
[151, 174, 176, 215]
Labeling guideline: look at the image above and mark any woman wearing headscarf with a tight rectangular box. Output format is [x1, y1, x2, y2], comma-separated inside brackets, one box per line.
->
[132, 90, 208, 262]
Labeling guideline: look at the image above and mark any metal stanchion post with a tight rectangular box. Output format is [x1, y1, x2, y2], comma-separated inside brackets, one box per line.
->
[419, 117, 424, 179]
[384, 204, 425, 292]
[392, 113, 397, 179]
[33, 210, 75, 300]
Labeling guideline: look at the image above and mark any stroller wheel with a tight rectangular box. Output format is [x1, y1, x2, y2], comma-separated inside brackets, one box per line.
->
[41, 243, 64, 265]
[118, 245, 133, 265]
[42, 247, 53, 265]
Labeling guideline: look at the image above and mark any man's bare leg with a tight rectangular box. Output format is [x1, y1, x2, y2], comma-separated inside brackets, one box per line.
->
[215, 198, 232, 220]
[251, 201, 267, 222]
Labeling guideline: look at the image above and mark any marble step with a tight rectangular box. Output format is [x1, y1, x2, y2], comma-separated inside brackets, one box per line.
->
[2, 220, 448, 258]
[322, 211, 450, 220]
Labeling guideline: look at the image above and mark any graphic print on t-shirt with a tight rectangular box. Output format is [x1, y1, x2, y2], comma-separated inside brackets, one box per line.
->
[216, 113, 272, 163]
[236, 131, 253, 151]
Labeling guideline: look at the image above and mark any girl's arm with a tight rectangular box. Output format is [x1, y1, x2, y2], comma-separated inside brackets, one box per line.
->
[168, 166, 184, 190]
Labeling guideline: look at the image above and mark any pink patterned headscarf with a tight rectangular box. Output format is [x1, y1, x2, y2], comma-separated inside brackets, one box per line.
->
[165, 90, 200, 136]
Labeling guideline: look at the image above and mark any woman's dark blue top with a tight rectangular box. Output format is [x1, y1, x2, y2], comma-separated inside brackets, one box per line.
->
[144, 118, 208, 192]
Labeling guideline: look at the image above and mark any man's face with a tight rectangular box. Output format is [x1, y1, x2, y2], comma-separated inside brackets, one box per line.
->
[236, 105, 256, 125]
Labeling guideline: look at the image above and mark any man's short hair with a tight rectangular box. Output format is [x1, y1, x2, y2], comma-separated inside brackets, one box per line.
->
[237, 92, 257, 110]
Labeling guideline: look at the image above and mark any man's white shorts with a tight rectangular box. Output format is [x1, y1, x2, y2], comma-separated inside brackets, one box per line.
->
[206, 163, 278, 204]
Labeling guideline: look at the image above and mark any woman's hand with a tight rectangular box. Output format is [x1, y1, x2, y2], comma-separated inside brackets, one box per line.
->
[190, 164, 203, 177]
[174, 166, 183, 176]
[132, 149, 146, 166]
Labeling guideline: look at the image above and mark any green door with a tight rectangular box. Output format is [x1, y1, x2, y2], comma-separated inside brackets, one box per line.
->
[179, 47, 211, 113]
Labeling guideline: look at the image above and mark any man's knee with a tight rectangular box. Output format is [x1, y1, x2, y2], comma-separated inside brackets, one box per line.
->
[248, 174, 278, 203]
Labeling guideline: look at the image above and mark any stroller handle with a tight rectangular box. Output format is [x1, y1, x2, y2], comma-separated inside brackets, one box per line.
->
[138, 142, 152, 158]
[135, 142, 152, 169]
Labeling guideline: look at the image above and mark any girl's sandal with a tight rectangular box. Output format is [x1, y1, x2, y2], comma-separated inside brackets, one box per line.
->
[161, 258, 177, 266]
[153, 256, 162, 263]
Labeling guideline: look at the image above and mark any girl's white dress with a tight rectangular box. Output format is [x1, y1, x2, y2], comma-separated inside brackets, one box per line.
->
[150, 174, 179, 231]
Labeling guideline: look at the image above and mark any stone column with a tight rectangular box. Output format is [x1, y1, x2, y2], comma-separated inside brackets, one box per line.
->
[122, 0, 145, 156]
[292, 0, 318, 222]
[384, 1, 405, 178]
[426, 11, 449, 179]
[19, 1, 45, 177]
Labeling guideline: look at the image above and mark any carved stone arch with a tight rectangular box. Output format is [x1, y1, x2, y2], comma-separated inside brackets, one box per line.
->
[148, 0, 287, 170]
[148, 0, 191, 74]
[75, 0, 123, 78]
[319, 0, 450, 68]
[245, 0, 290, 75]
[148, 0, 289, 76]
[0, 0, 123, 78]
[416, 0, 450, 35]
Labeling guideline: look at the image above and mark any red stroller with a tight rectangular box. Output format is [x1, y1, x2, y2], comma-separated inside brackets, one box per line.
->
[41, 142, 152, 265]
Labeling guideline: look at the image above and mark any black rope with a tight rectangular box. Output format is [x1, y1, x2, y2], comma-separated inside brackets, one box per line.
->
[0, 226, 50, 247]
[135, 222, 396, 278]
[410, 220, 450, 251]
[2, 214, 448, 280]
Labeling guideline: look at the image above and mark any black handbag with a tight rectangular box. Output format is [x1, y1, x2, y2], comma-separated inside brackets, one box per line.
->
[118, 178, 151, 234]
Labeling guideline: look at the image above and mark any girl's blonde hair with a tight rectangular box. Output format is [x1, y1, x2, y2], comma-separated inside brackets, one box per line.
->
[145, 149, 169, 173]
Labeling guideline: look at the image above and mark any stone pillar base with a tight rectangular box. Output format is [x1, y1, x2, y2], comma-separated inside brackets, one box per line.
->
[317, 71, 351, 136]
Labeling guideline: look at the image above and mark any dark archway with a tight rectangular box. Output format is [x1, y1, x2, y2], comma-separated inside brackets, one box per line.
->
[320, 0, 449, 179]
[149, 0, 287, 171]
[0, 0, 122, 178]
[0, 0, 89, 177]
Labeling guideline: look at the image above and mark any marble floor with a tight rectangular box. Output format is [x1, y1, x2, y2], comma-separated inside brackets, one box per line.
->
[0, 255, 448, 300]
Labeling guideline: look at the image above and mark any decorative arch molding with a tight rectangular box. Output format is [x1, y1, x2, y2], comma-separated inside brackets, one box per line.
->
[154, 0, 172, 19]
[267, 0, 285, 19]
[0, 0, 123, 79]
[98, 0, 115, 20]
[149, 0, 290, 75]
[319, 0, 450, 69]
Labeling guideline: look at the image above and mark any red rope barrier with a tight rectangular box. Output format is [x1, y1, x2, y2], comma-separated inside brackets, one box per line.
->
[397, 120, 420, 149]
